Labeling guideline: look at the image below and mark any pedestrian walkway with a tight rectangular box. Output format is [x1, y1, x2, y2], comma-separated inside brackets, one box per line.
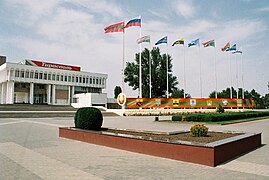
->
[0, 116, 268, 179]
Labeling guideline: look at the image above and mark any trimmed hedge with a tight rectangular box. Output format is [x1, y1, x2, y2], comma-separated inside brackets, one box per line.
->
[74, 107, 103, 130]
[171, 111, 269, 122]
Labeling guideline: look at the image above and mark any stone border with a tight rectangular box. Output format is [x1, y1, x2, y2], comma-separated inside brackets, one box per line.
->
[59, 127, 261, 167]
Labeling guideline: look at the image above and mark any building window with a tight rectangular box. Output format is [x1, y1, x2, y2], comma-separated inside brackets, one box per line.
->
[48, 74, 51, 80]
[90, 78, 92, 84]
[93, 78, 95, 84]
[68, 76, 71, 82]
[56, 74, 60, 81]
[30, 71, 34, 78]
[86, 77, 89, 84]
[39, 73, 43, 79]
[21, 71, 25, 78]
[76, 76, 78, 83]
[15, 70, 20, 77]
[72, 76, 74, 82]
[79, 77, 82, 83]
[26, 71, 29, 78]
[52, 74, 56, 81]
[44, 73, 47, 80]
[96, 78, 99, 84]
[64, 76, 67, 82]
[35, 72, 38, 79]
[83, 77, 85, 83]
[60, 75, 64, 81]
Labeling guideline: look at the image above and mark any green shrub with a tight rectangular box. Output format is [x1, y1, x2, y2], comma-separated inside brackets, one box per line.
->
[172, 114, 182, 121]
[217, 104, 225, 113]
[190, 124, 208, 137]
[74, 107, 103, 130]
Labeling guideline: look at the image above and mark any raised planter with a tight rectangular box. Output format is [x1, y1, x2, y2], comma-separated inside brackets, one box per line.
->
[59, 127, 261, 167]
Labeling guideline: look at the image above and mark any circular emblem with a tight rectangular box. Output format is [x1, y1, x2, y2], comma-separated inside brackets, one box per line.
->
[117, 93, 126, 106]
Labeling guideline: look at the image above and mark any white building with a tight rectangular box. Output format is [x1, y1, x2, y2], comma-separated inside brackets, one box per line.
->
[0, 57, 108, 106]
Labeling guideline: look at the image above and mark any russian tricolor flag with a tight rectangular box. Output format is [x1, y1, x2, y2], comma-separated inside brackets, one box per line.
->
[125, 16, 141, 28]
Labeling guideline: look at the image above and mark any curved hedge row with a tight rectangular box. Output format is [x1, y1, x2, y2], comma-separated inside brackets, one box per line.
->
[172, 111, 269, 122]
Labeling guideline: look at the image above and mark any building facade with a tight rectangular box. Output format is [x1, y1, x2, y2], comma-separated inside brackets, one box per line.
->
[0, 57, 108, 106]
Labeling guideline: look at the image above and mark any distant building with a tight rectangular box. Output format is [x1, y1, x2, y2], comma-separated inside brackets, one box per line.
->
[0, 57, 108, 106]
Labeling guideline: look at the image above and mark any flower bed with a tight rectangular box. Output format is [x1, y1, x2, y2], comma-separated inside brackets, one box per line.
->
[59, 127, 261, 167]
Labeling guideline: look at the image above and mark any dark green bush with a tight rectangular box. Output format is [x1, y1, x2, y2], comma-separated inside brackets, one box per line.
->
[190, 124, 208, 137]
[74, 107, 103, 130]
[217, 104, 225, 113]
[171, 111, 269, 123]
[172, 114, 182, 121]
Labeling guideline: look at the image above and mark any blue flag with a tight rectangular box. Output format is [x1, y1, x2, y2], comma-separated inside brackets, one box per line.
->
[228, 44, 236, 51]
[155, 36, 167, 45]
[188, 38, 200, 47]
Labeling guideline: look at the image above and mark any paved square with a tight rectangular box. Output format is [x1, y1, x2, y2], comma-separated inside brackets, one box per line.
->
[0, 116, 269, 179]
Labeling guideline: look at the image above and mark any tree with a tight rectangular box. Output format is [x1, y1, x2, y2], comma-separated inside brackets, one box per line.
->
[124, 47, 179, 98]
[171, 89, 191, 98]
[114, 86, 122, 99]
[208, 87, 237, 98]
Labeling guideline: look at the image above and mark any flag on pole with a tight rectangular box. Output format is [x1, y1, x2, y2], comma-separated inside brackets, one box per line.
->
[221, 42, 230, 51]
[228, 44, 236, 51]
[232, 50, 242, 54]
[172, 38, 184, 46]
[137, 35, 150, 44]
[125, 16, 141, 28]
[202, 40, 215, 47]
[188, 38, 200, 47]
[104, 22, 125, 33]
[155, 36, 168, 45]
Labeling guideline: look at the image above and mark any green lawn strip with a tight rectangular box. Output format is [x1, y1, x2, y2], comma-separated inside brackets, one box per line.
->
[159, 116, 269, 125]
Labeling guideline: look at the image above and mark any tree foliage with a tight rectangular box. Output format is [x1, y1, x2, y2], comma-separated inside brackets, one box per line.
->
[209, 85, 269, 109]
[170, 89, 191, 98]
[114, 86, 122, 99]
[124, 47, 179, 98]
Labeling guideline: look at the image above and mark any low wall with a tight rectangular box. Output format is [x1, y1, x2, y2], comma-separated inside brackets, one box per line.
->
[59, 127, 261, 167]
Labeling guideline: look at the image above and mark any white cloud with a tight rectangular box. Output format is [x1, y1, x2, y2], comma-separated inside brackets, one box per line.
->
[254, 6, 269, 13]
[67, 0, 124, 18]
[171, 0, 196, 18]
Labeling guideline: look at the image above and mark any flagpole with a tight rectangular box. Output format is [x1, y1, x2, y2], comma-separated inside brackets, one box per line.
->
[166, 42, 169, 98]
[236, 53, 239, 99]
[241, 48, 244, 100]
[183, 45, 186, 99]
[214, 44, 218, 99]
[199, 45, 202, 98]
[149, 41, 152, 98]
[139, 25, 142, 98]
[229, 53, 232, 99]
[122, 31, 125, 94]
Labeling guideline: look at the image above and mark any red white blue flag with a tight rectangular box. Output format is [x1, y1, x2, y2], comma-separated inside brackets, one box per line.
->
[125, 16, 141, 28]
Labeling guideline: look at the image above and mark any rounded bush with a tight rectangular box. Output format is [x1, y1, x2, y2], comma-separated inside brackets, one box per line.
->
[190, 124, 208, 137]
[74, 107, 103, 130]
[217, 104, 225, 113]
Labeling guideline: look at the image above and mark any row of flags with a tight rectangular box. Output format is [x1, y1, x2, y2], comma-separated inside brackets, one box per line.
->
[104, 17, 141, 33]
[140, 36, 242, 53]
[104, 17, 243, 54]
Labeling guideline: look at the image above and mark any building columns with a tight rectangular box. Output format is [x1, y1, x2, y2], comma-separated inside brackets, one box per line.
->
[68, 86, 71, 104]
[51, 84, 56, 105]
[29, 82, 34, 104]
[70, 86, 75, 103]
[6, 81, 14, 104]
[1, 83, 6, 104]
[47, 84, 51, 104]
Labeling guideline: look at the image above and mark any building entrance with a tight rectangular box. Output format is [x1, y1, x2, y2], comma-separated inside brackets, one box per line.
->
[34, 84, 47, 104]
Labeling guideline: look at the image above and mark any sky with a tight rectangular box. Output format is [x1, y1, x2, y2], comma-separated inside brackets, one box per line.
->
[1, 0, 269, 98]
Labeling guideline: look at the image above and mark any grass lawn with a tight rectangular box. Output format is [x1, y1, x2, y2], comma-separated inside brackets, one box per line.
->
[159, 116, 269, 125]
